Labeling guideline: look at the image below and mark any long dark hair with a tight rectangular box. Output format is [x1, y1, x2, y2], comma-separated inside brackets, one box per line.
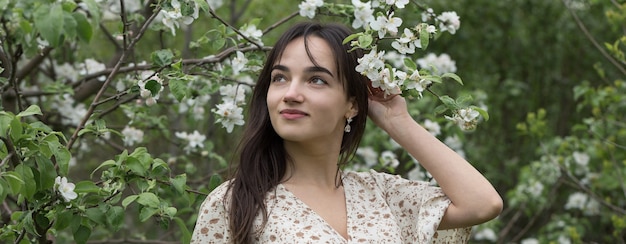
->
[226, 22, 369, 243]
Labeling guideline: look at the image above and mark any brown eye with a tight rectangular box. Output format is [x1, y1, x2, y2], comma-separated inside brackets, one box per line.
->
[310, 77, 327, 85]
[271, 74, 287, 83]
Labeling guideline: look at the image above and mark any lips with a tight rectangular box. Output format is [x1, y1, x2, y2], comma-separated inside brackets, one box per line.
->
[279, 109, 308, 119]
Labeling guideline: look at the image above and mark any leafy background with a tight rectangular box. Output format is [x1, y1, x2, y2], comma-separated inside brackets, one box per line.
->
[1, 0, 625, 243]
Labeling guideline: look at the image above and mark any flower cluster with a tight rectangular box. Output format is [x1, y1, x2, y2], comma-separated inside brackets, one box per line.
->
[298, 0, 324, 19]
[160, 0, 199, 35]
[137, 71, 164, 106]
[121, 126, 144, 146]
[212, 84, 247, 133]
[175, 130, 206, 153]
[78, 58, 106, 81]
[445, 108, 480, 131]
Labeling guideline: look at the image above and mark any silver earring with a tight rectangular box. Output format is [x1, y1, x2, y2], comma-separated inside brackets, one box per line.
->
[344, 117, 353, 133]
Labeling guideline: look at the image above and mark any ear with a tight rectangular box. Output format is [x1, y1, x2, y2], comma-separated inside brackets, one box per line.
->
[345, 96, 358, 119]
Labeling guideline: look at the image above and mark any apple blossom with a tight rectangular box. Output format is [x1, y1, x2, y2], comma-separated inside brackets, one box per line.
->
[55, 176, 77, 202]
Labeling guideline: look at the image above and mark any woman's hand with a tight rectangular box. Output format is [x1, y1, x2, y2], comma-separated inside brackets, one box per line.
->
[367, 95, 412, 135]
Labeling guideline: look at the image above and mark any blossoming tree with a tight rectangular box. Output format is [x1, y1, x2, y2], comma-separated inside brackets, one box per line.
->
[1, 0, 623, 243]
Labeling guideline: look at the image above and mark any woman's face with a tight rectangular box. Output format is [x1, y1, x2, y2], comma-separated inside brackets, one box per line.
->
[267, 36, 357, 145]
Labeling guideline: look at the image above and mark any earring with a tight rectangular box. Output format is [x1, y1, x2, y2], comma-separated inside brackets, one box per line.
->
[344, 117, 353, 133]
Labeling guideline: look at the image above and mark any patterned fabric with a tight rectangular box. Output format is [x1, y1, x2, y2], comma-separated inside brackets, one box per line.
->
[191, 170, 471, 243]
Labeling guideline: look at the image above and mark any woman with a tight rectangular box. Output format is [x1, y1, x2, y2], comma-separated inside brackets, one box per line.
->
[191, 22, 503, 243]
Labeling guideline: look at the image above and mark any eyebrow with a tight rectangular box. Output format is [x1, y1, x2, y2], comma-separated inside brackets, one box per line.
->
[271, 64, 334, 78]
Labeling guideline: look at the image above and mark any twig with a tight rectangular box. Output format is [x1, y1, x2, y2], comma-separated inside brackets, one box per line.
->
[66, 6, 162, 150]
[207, 7, 263, 50]
[263, 11, 299, 35]
[561, 0, 626, 77]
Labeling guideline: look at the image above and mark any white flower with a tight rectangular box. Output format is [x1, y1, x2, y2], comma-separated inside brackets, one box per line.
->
[351, 0, 375, 29]
[79, 58, 106, 81]
[380, 150, 399, 168]
[55, 176, 77, 202]
[55, 94, 87, 126]
[161, 0, 199, 35]
[207, 0, 224, 10]
[417, 53, 457, 75]
[385, 0, 408, 9]
[437, 11, 461, 34]
[383, 50, 406, 68]
[137, 71, 164, 104]
[212, 101, 245, 133]
[423, 119, 441, 136]
[239, 24, 263, 46]
[219, 84, 247, 105]
[370, 67, 402, 97]
[121, 126, 144, 146]
[175, 130, 206, 153]
[565, 192, 600, 216]
[356, 48, 386, 81]
[520, 238, 540, 244]
[421, 8, 434, 22]
[526, 181, 544, 198]
[231, 51, 248, 75]
[557, 235, 572, 244]
[474, 228, 497, 242]
[55, 62, 79, 82]
[298, 0, 323, 19]
[403, 70, 431, 98]
[356, 147, 378, 167]
[369, 12, 402, 38]
[445, 108, 480, 131]
[572, 151, 589, 167]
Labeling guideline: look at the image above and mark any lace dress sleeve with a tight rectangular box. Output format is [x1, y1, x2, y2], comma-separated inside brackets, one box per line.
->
[191, 181, 232, 244]
[368, 170, 472, 243]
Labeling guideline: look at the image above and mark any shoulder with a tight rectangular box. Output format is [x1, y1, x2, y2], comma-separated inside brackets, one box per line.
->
[191, 180, 233, 243]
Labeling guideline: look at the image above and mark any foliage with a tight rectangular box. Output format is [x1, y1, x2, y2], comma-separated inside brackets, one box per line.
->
[0, 0, 624, 243]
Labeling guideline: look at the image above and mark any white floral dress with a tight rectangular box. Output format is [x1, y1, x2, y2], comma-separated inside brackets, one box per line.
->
[191, 170, 471, 243]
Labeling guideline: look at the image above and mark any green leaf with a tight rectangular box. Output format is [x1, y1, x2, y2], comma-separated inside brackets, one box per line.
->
[73, 225, 91, 244]
[106, 206, 124, 232]
[15, 164, 36, 200]
[420, 23, 430, 50]
[55, 148, 71, 176]
[72, 12, 92, 42]
[91, 159, 117, 178]
[85, 207, 106, 225]
[403, 58, 417, 71]
[441, 73, 463, 85]
[151, 49, 174, 67]
[136, 192, 160, 208]
[145, 79, 162, 97]
[125, 156, 146, 176]
[163, 206, 177, 217]
[169, 78, 188, 102]
[439, 95, 456, 107]
[357, 34, 373, 48]
[194, 0, 210, 12]
[54, 210, 73, 231]
[35, 155, 56, 190]
[174, 217, 192, 244]
[74, 181, 100, 193]
[2, 171, 24, 194]
[62, 11, 77, 40]
[343, 33, 360, 45]
[34, 3, 64, 47]
[9, 117, 23, 141]
[470, 106, 490, 121]
[122, 195, 138, 208]
[81, 0, 100, 24]
[0, 113, 13, 137]
[139, 207, 158, 222]
[170, 174, 187, 194]
[208, 174, 223, 192]
[16, 105, 42, 118]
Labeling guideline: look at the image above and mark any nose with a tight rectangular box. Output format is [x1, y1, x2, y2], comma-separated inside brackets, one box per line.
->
[282, 79, 304, 103]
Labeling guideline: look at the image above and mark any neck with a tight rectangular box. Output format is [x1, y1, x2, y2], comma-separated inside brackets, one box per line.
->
[282, 141, 343, 189]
